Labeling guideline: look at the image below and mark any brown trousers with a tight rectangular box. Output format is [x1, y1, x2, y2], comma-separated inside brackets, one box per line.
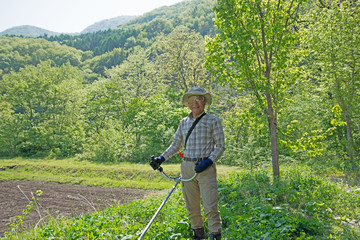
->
[181, 160, 221, 234]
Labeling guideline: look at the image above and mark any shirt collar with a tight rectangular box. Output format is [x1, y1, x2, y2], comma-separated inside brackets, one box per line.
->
[189, 111, 206, 120]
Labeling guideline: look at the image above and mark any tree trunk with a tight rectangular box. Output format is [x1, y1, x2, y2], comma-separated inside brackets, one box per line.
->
[265, 92, 280, 179]
[344, 109, 354, 161]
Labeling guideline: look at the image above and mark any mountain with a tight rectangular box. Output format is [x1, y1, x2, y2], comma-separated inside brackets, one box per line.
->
[45, 0, 217, 56]
[0, 25, 61, 37]
[81, 16, 137, 34]
[0, 15, 137, 37]
[0, 0, 217, 76]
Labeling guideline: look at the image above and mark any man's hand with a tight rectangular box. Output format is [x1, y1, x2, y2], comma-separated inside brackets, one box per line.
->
[195, 158, 213, 173]
[149, 155, 165, 170]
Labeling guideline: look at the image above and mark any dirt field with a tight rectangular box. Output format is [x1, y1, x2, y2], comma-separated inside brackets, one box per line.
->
[0, 180, 161, 237]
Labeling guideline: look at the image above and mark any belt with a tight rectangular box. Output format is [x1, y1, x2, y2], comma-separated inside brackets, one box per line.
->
[184, 157, 208, 162]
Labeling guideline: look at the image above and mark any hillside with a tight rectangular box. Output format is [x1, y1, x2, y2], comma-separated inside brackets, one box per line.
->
[81, 15, 137, 33]
[0, 15, 138, 37]
[0, 25, 61, 37]
[45, 0, 217, 55]
[0, 36, 91, 76]
[0, 0, 217, 79]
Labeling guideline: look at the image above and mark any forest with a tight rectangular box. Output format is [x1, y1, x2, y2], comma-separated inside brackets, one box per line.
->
[0, 0, 359, 173]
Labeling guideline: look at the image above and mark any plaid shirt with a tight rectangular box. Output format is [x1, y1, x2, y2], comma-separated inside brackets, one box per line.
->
[162, 112, 225, 162]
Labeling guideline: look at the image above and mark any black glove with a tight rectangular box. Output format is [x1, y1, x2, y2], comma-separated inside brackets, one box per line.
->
[195, 158, 213, 173]
[150, 155, 165, 170]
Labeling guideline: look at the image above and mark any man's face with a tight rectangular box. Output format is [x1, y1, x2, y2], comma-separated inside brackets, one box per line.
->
[187, 95, 206, 117]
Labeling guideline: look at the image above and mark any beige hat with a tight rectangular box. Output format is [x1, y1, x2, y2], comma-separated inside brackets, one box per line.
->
[182, 86, 212, 105]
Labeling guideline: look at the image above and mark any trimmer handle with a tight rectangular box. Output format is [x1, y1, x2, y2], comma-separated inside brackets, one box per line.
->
[150, 155, 163, 171]
[150, 155, 196, 181]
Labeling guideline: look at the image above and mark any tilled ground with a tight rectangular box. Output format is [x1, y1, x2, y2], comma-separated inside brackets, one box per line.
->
[0, 180, 160, 237]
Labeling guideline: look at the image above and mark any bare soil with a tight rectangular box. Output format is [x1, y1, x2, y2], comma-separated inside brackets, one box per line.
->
[0, 180, 161, 237]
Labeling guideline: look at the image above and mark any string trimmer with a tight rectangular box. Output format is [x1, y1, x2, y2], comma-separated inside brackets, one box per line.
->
[138, 156, 197, 239]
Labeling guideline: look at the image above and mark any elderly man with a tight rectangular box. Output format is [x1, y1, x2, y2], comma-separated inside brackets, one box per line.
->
[150, 86, 225, 240]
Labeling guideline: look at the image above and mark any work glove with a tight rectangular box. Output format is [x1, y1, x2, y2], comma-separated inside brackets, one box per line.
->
[150, 155, 165, 170]
[195, 158, 213, 173]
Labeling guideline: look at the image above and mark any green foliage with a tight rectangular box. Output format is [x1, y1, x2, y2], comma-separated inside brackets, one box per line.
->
[0, 101, 18, 154]
[206, 0, 308, 178]
[6, 166, 360, 239]
[33, 192, 193, 239]
[218, 167, 360, 239]
[205, 0, 306, 92]
[79, 48, 174, 163]
[79, 121, 135, 163]
[79, 73, 141, 162]
[0, 36, 91, 77]
[281, 105, 347, 157]
[81, 47, 127, 76]
[221, 95, 270, 167]
[0, 61, 85, 157]
[132, 94, 188, 162]
[300, 0, 360, 161]
[154, 26, 210, 91]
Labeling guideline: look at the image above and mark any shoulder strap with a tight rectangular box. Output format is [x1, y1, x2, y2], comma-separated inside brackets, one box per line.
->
[184, 112, 206, 150]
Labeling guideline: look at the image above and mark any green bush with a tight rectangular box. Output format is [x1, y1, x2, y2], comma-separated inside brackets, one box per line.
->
[78, 121, 135, 162]
[217, 168, 360, 239]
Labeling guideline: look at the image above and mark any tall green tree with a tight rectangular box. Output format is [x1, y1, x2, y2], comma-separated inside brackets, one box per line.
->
[301, 0, 360, 161]
[206, 0, 307, 178]
[155, 26, 210, 92]
[222, 94, 269, 168]
[0, 61, 85, 156]
[80, 76, 139, 162]
[0, 101, 19, 155]
[81, 48, 161, 162]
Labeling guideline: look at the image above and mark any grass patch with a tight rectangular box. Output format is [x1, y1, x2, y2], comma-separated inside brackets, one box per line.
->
[0, 158, 240, 190]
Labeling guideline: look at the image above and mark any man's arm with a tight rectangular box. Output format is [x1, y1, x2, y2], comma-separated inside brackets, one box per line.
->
[209, 117, 225, 162]
[161, 121, 184, 160]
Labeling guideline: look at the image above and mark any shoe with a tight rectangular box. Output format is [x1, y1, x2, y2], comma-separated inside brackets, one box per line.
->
[192, 228, 208, 239]
[210, 232, 221, 240]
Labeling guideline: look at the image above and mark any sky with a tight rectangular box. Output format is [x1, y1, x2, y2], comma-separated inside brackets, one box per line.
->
[0, 0, 185, 33]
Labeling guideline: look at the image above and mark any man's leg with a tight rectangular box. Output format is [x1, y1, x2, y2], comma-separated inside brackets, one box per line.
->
[198, 163, 222, 235]
[181, 161, 203, 230]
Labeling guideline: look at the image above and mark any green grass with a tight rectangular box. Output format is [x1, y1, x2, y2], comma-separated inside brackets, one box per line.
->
[0, 158, 241, 190]
[2, 158, 360, 239]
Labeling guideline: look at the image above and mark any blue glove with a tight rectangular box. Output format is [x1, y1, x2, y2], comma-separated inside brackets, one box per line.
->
[195, 158, 213, 173]
[150, 155, 165, 170]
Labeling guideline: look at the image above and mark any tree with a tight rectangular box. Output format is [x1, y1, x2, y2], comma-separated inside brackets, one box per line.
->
[222, 94, 269, 168]
[206, 0, 307, 178]
[81, 48, 161, 162]
[0, 101, 20, 155]
[0, 61, 85, 157]
[301, 0, 360, 161]
[155, 26, 210, 92]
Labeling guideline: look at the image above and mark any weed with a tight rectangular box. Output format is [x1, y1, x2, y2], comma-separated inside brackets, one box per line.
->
[4, 188, 43, 239]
